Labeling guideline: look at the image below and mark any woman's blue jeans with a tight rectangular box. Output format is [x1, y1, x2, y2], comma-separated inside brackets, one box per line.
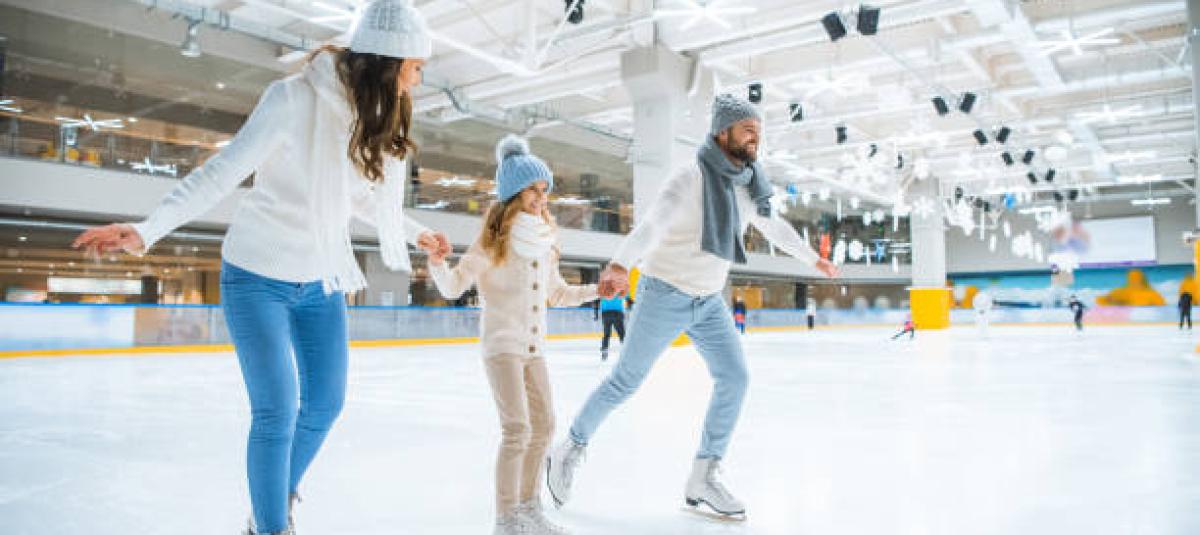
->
[221, 262, 348, 533]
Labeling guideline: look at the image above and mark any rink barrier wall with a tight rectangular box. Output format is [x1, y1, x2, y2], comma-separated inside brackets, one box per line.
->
[0, 303, 1182, 357]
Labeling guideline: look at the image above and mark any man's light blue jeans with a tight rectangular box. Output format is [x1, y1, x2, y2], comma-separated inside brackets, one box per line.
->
[569, 275, 749, 459]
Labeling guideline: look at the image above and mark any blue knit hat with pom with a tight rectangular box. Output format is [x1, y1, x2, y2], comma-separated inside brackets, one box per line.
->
[495, 134, 553, 203]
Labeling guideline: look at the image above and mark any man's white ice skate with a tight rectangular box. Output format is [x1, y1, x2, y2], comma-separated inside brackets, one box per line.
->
[545, 438, 587, 508]
[516, 499, 571, 535]
[683, 458, 746, 521]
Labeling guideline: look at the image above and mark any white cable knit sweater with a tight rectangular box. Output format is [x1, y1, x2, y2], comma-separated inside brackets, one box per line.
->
[611, 164, 821, 297]
[429, 240, 598, 358]
[130, 56, 429, 286]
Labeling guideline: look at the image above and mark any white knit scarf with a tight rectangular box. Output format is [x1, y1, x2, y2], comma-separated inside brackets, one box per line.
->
[510, 212, 555, 260]
[303, 51, 411, 294]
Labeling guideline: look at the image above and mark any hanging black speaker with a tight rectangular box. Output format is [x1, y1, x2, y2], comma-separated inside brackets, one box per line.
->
[1026, 172, 1038, 184]
[959, 92, 977, 113]
[1045, 169, 1056, 183]
[1001, 152, 1014, 166]
[836, 125, 848, 144]
[857, 5, 881, 36]
[822, 12, 848, 42]
[789, 102, 803, 122]
[995, 126, 1011, 144]
[748, 82, 763, 104]
[1022, 149, 1035, 165]
[931, 96, 950, 116]
[972, 129, 988, 145]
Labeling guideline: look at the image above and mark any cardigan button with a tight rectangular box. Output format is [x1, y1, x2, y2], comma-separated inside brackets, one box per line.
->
[531, 326, 538, 334]
[532, 260, 539, 268]
[532, 282, 539, 290]
[532, 305, 538, 312]
[528, 345, 536, 353]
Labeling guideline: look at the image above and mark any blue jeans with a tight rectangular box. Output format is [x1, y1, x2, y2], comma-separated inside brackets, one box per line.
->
[569, 275, 749, 459]
[221, 262, 348, 533]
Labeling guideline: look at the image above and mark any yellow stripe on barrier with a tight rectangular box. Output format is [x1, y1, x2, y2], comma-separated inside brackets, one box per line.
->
[0, 322, 1177, 360]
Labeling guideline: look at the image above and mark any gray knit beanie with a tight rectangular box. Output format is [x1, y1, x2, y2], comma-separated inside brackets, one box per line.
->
[710, 93, 762, 135]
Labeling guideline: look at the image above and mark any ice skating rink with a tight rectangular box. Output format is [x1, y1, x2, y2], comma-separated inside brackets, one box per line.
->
[2, 325, 1199, 535]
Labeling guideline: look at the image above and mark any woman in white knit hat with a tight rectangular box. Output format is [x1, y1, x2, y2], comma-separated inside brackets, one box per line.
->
[419, 135, 597, 535]
[71, 1, 446, 533]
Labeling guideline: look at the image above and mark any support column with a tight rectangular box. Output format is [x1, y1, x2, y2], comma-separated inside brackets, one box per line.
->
[908, 177, 950, 329]
[1191, 0, 1200, 226]
[620, 45, 707, 221]
[1188, 0, 1200, 351]
[362, 251, 410, 306]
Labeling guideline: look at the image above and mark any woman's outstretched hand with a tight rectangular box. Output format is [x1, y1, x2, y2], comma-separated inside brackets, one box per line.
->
[72, 224, 146, 258]
[417, 230, 451, 265]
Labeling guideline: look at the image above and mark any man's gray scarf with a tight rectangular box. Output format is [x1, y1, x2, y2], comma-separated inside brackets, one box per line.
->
[698, 136, 773, 264]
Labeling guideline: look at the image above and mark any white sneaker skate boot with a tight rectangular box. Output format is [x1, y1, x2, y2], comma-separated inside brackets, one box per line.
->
[493, 511, 536, 535]
[545, 439, 587, 508]
[243, 493, 300, 535]
[684, 458, 746, 520]
[516, 499, 571, 535]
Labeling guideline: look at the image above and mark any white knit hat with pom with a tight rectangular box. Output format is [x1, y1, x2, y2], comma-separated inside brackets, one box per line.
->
[350, 0, 433, 59]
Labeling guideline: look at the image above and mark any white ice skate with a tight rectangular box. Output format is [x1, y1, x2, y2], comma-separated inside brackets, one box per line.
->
[243, 493, 300, 535]
[683, 458, 746, 521]
[516, 499, 571, 535]
[545, 439, 587, 508]
[493, 512, 536, 535]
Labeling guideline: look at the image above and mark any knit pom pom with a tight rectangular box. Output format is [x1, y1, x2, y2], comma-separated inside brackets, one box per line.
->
[496, 134, 530, 163]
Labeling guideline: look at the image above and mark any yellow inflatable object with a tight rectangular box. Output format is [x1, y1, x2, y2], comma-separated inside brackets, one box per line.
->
[1096, 269, 1165, 306]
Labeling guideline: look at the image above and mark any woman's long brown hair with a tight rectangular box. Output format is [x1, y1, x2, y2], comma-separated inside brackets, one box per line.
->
[308, 45, 416, 182]
[480, 198, 556, 266]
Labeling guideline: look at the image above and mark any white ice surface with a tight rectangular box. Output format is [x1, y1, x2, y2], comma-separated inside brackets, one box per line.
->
[2, 325, 1199, 534]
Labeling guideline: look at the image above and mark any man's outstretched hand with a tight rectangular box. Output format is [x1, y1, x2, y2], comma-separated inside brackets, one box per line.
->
[815, 258, 839, 278]
[598, 263, 630, 299]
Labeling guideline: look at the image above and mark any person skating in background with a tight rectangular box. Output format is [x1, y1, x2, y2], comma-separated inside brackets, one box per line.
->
[420, 135, 597, 535]
[891, 314, 915, 340]
[598, 294, 627, 361]
[972, 291, 994, 336]
[1069, 295, 1086, 331]
[732, 297, 748, 334]
[71, 3, 448, 533]
[1179, 291, 1193, 330]
[806, 297, 817, 330]
[545, 93, 838, 521]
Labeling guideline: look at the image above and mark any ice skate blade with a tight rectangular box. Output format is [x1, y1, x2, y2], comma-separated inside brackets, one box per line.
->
[546, 455, 565, 509]
[683, 498, 746, 522]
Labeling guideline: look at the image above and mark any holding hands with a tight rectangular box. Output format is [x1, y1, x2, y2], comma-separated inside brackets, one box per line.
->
[598, 263, 629, 299]
[418, 230, 452, 264]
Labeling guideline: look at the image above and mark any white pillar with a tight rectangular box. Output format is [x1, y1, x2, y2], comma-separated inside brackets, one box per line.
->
[620, 45, 708, 221]
[1189, 0, 1200, 224]
[909, 177, 947, 288]
[908, 176, 951, 329]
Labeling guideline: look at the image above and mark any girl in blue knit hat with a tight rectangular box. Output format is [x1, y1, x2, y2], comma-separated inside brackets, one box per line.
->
[418, 134, 597, 535]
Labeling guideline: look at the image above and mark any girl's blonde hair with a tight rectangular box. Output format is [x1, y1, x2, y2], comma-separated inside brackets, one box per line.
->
[479, 198, 556, 265]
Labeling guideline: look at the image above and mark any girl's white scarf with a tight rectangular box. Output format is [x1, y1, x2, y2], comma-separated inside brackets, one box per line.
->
[303, 51, 411, 294]
[510, 212, 555, 260]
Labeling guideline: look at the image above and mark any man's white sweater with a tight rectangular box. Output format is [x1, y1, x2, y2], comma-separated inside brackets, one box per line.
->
[611, 164, 820, 297]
